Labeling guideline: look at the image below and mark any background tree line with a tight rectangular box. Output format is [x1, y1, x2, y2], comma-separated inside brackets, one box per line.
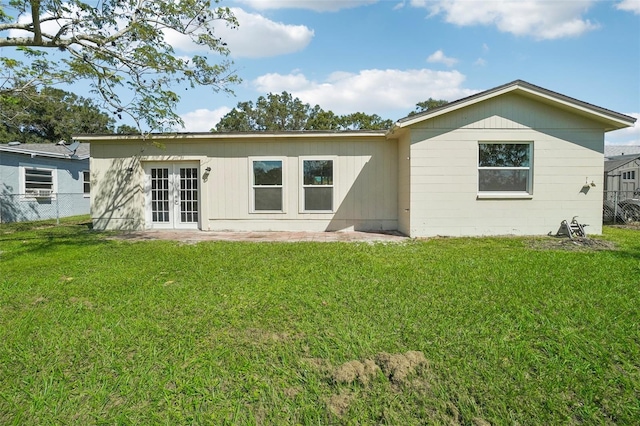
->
[1, 88, 448, 143]
[1, 87, 136, 144]
[213, 92, 448, 132]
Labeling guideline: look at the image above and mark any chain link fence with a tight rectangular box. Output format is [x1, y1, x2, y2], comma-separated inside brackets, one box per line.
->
[0, 193, 90, 224]
[603, 190, 640, 225]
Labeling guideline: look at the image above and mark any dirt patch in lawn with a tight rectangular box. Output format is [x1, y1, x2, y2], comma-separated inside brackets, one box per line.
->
[332, 359, 381, 386]
[326, 391, 355, 417]
[307, 351, 435, 420]
[375, 351, 429, 385]
[329, 351, 429, 388]
[528, 237, 616, 252]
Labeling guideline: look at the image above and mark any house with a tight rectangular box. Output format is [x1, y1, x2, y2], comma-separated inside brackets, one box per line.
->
[604, 154, 640, 194]
[77, 80, 636, 237]
[0, 142, 91, 223]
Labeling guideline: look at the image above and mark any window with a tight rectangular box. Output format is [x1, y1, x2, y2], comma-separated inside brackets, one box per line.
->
[301, 158, 334, 212]
[22, 165, 55, 196]
[251, 159, 283, 212]
[623, 171, 636, 180]
[83, 171, 90, 196]
[478, 143, 532, 194]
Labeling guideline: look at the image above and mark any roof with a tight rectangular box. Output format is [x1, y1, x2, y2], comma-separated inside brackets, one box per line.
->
[604, 154, 640, 173]
[73, 130, 388, 142]
[0, 142, 90, 160]
[394, 80, 636, 132]
[605, 145, 640, 158]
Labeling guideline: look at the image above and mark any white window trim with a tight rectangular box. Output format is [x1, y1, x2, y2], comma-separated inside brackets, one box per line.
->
[19, 163, 57, 199]
[83, 170, 91, 198]
[299, 156, 337, 213]
[477, 142, 533, 199]
[249, 157, 286, 214]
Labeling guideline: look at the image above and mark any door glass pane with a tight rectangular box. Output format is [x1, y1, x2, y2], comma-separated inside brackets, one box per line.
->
[150, 168, 170, 222]
[179, 167, 198, 223]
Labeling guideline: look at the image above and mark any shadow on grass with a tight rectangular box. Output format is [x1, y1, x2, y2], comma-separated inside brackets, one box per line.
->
[0, 220, 113, 262]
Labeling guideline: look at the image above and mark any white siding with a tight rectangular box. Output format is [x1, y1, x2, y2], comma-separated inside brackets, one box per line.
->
[90, 136, 398, 232]
[406, 93, 605, 237]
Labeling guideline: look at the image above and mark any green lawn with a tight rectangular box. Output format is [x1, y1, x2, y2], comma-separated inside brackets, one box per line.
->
[1, 218, 639, 425]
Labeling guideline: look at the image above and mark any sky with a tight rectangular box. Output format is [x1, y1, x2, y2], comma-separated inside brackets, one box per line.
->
[4, 0, 640, 144]
[174, 0, 640, 144]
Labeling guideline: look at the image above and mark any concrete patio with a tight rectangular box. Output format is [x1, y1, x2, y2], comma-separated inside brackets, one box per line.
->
[109, 230, 408, 243]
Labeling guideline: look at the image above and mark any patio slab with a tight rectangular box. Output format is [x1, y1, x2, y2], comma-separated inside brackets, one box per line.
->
[110, 230, 408, 243]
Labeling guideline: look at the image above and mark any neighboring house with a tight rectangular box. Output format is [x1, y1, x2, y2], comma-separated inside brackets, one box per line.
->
[604, 154, 640, 193]
[78, 80, 635, 237]
[0, 142, 91, 223]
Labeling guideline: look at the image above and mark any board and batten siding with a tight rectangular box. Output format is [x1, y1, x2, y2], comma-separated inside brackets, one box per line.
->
[89, 135, 398, 232]
[403, 93, 605, 237]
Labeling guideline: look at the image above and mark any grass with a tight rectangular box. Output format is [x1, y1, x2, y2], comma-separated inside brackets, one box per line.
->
[0, 216, 639, 424]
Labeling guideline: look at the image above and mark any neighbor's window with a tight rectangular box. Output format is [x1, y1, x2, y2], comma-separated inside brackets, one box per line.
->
[251, 159, 283, 212]
[622, 171, 636, 180]
[83, 171, 90, 195]
[302, 159, 334, 212]
[478, 143, 532, 193]
[24, 166, 55, 195]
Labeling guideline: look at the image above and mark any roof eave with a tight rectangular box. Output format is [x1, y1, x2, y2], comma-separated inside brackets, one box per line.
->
[74, 130, 389, 142]
[0, 146, 89, 160]
[395, 80, 636, 132]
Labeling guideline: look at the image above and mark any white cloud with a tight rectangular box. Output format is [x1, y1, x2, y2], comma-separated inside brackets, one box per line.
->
[165, 8, 314, 58]
[10, 5, 312, 59]
[474, 58, 487, 66]
[605, 113, 640, 145]
[180, 107, 231, 132]
[236, 0, 379, 12]
[427, 50, 458, 67]
[414, 0, 600, 40]
[617, 0, 640, 14]
[252, 69, 476, 118]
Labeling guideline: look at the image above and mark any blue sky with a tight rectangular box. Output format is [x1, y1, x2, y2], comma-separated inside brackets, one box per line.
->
[4, 0, 640, 144]
[174, 0, 640, 144]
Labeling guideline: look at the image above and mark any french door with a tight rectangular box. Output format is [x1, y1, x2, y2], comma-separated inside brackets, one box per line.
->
[144, 162, 200, 229]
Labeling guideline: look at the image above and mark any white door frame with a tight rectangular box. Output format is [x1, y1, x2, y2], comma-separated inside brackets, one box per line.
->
[143, 162, 200, 230]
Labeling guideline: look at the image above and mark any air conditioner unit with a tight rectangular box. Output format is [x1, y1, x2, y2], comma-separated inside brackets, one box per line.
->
[28, 189, 53, 198]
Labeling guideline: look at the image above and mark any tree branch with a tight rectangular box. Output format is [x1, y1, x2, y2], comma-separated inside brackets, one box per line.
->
[30, 0, 43, 44]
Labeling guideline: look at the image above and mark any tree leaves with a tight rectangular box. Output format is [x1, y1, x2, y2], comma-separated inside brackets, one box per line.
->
[1, 87, 115, 143]
[0, 0, 240, 133]
[407, 98, 449, 117]
[213, 92, 394, 132]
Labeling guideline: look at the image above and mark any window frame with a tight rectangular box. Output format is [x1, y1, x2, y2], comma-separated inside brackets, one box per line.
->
[19, 163, 57, 199]
[299, 156, 336, 213]
[83, 170, 91, 197]
[477, 142, 533, 199]
[249, 157, 286, 214]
